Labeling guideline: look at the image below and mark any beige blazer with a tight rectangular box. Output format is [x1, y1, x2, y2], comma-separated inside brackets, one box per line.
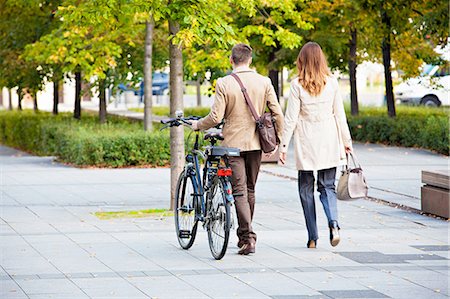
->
[280, 76, 352, 171]
[197, 67, 284, 152]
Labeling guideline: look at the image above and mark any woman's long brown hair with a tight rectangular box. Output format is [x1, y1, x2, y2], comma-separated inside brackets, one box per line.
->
[297, 42, 330, 96]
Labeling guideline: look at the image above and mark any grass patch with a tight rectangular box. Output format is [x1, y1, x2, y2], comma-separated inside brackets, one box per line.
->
[94, 208, 173, 220]
[129, 106, 211, 117]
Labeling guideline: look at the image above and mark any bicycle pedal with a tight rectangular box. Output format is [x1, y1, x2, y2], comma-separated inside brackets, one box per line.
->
[178, 206, 194, 213]
[178, 230, 191, 238]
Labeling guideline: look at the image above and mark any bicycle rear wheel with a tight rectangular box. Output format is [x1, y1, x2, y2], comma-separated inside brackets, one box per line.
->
[206, 178, 231, 260]
[174, 171, 198, 249]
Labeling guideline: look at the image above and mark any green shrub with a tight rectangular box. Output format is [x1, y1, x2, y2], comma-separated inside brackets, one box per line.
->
[130, 106, 210, 117]
[0, 110, 170, 167]
[348, 106, 449, 155]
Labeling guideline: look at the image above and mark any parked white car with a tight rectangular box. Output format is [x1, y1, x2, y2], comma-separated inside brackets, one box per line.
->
[395, 64, 450, 106]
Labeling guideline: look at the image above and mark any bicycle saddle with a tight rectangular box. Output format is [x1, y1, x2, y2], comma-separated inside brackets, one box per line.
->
[204, 132, 224, 141]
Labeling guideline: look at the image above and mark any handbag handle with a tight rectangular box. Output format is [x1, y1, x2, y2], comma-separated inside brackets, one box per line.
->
[230, 73, 260, 122]
[345, 152, 362, 170]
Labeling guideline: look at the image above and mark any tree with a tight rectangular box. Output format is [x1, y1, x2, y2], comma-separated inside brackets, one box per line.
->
[0, 0, 58, 111]
[304, 0, 367, 115]
[357, 0, 445, 117]
[234, 0, 313, 97]
[25, 0, 132, 120]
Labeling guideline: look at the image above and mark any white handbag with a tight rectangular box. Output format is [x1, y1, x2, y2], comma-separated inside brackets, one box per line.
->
[337, 152, 369, 200]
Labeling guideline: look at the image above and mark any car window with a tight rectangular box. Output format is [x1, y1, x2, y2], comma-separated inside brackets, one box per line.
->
[434, 64, 450, 77]
[421, 64, 435, 76]
[153, 73, 168, 83]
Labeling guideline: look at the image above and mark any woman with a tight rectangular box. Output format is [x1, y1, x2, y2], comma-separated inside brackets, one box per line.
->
[279, 42, 352, 248]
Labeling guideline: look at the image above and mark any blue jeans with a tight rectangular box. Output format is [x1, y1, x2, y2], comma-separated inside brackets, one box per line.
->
[298, 167, 338, 241]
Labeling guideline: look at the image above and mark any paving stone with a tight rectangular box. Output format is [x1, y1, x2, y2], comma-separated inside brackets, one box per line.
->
[335, 251, 446, 264]
[142, 270, 172, 277]
[127, 276, 210, 298]
[271, 296, 330, 299]
[71, 277, 148, 298]
[14, 278, 85, 296]
[194, 268, 223, 275]
[64, 273, 93, 279]
[90, 272, 119, 278]
[37, 273, 66, 279]
[319, 289, 389, 298]
[411, 245, 450, 251]
[0, 279, 29, 299]
[118, 271, 147, 278]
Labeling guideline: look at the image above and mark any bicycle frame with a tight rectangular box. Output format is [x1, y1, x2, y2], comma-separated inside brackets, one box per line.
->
[183, 130, 234, 223]
[184, 131, 206, 222]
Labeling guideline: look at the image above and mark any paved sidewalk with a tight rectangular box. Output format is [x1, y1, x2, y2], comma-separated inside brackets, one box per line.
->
[0, 144, 449, 299]
[263, 143, 449, 210]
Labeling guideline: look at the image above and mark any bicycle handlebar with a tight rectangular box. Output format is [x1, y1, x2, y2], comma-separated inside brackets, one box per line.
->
[160, 115, 202, 130]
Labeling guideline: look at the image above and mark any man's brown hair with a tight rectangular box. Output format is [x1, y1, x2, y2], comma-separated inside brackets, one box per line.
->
[231, 43, 252, 65]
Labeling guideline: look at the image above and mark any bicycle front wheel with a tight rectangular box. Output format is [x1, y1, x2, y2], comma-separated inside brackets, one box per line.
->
[174, 171, 198, 249]
[206, 178, 231, 260]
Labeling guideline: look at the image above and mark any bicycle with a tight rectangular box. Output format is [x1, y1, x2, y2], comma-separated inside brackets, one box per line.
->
[160, 114, 240, 260]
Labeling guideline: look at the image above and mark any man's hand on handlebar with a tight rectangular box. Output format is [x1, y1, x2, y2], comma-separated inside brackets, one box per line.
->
[160, 116, 202, 131]
[191, 120, 199, 131]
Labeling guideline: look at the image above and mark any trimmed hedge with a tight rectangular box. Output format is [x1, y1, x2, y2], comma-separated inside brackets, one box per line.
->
[0, 111, 170, 167]
[130, 106, 211, 117]
[347, 106, 449, 155]
[0, 105, 447, 168]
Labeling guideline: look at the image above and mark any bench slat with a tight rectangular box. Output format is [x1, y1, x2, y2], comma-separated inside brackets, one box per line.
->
[422, 170, 450, 190]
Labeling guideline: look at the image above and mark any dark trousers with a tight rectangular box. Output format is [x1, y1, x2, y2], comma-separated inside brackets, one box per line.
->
[228, 150, 262, 246]
[298, 167, 338, 241]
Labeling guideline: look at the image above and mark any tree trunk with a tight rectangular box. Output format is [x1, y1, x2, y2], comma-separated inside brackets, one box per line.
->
[8, 89, 12, 110]
[0, 88, 3, 107]
[53, 80, 59, 115]
[99, 79, 107, 124]
[381, 9, 396, 117]
[268, 70, 279, 99]
[58, 81, 64, 104]
[349, 27, 359, 116]
[17, 88, 23, 111]
[74, 71, 82, 119]
[196, 78, 201, 106]
[268, 51, 280, 99]
[144, 17, 154, 131]
[169, 19, 185, 210]
[82, 80, 91, 101]
[280, 69, 284, 97]
[33, 91, 38, 111]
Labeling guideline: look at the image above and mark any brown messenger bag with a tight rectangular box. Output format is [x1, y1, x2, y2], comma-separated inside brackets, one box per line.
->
[230, 73, 278, 153]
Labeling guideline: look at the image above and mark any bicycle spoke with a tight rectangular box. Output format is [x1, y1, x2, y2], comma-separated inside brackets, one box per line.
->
[207, 179, 231, 260]
[175, 173, 197, 249]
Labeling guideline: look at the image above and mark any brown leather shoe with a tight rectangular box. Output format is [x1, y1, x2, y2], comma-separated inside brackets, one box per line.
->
[238, 243, 255, 255]
[307, 240, 317, 248]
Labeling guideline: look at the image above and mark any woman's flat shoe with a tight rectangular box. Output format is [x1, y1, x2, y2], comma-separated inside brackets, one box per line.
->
[307, 239, 317, 248]
[329, 220, 340, 247]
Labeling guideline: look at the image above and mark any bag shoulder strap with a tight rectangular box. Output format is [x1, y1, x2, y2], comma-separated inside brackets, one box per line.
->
[230, 73, 259, 122]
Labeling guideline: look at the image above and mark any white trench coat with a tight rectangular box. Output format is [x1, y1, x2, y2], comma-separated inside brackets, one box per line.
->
[280, 76, 352, 171]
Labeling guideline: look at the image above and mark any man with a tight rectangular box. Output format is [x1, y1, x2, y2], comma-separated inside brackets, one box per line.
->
[192, 43, 284, 255]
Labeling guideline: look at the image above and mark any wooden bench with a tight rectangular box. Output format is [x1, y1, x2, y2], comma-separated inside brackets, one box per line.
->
[421, 170, 450, 218]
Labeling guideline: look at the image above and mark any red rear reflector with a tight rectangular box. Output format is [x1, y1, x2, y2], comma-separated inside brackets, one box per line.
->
[217, 168, 232, 176]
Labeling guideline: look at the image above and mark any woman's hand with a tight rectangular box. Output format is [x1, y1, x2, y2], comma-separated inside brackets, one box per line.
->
[345, 145, 353, 154]
[279, 152, 287, 165]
